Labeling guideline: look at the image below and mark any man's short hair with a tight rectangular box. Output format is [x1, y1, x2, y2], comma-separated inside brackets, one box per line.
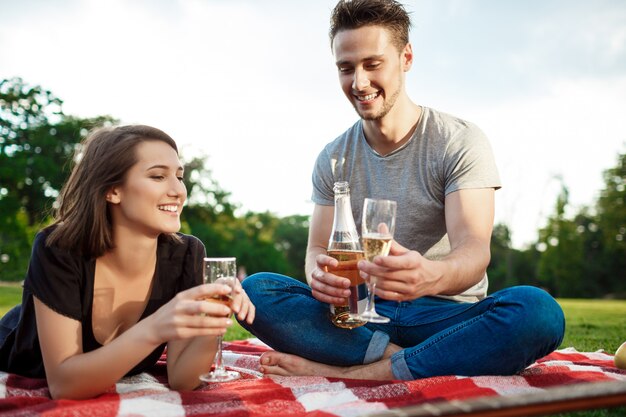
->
[329, 0, 412, 52]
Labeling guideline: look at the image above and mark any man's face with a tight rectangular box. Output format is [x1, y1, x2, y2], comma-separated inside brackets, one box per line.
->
[332, 25, 411, 121]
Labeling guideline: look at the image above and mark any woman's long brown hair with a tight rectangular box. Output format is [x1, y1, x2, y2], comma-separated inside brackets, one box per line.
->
[46, 125, 180, 257]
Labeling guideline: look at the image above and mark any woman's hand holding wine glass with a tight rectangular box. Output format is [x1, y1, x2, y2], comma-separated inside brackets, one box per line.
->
[199, 257, 241, 382]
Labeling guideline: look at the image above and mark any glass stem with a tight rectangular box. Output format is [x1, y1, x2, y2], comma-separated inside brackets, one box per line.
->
[366, 280, 377, 312]
[214, 335, 224, 372]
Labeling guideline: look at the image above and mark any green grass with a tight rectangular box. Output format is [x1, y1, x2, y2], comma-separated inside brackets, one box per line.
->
[0, 283, 22, 316]
[558, 299, 626, 354]
[0, 286, 624, 415]
[224, 319, 253, 341]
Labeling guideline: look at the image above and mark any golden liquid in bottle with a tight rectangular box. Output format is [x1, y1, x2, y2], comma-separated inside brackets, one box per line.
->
[327, 250, 367, 329]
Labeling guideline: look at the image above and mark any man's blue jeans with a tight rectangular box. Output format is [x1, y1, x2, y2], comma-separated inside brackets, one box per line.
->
[240, 273, 565, 380]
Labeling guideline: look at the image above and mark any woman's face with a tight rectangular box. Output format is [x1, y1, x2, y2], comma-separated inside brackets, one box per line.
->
[107, 140, 187, 238]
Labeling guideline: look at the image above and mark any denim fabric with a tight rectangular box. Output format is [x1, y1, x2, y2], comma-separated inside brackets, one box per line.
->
[239, 273, 388, 366]
[240, 273, 565, 380]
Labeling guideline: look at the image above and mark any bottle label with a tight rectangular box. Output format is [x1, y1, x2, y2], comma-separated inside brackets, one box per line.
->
[354, 283, 368, 314]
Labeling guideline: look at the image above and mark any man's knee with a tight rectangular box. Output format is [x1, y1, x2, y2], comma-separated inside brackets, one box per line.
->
[242, 272, 305, 302]
[242, 272, 281, 298]
[500, 286, 565, 348]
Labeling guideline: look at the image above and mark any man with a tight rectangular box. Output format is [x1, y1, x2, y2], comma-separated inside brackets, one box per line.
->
[240, 0, 564, 380]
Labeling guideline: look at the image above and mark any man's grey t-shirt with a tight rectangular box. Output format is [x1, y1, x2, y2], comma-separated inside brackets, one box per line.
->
[311, 107, 501, 302]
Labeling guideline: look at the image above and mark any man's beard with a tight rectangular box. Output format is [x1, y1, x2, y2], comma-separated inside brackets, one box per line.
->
[354, 76, 402, 121]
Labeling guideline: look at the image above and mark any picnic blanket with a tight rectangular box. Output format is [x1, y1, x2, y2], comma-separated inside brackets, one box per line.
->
[1, 339, 625, 417]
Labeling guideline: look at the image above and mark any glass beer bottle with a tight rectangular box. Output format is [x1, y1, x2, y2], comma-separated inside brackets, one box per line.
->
[327, 181, 367, 329]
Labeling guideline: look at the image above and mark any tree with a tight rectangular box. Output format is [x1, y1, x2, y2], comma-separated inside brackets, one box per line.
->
[274, 214, 309, 280]
[0, 77, 116, 280]
[488, 223, 513, 293]
[509, 246, 541, 288]
[537, 184, 586, 297]
[572, 209, 605, 297]
[525, 152, 626, 298]
[180, 155, 308, 278]
[1, 78, 116, 226]
[487, 223, 543, 294]
[182, 155, 237, 218]
[594, 151, 626, 296]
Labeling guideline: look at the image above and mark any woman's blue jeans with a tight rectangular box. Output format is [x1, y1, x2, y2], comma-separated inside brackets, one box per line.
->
[240, 273, 565, 380]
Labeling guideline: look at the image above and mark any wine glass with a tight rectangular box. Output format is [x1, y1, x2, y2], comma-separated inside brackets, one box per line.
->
[358, 198, 397, 323]
[199, 257, 240, 382]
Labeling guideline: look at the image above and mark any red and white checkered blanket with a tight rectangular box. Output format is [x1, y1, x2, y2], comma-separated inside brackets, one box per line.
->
[1, 340, 625, 416]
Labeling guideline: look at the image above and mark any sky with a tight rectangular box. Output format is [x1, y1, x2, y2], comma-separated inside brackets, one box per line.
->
[1, 0, 625, 249]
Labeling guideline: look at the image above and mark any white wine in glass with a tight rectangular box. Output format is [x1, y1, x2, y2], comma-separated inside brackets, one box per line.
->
[199, 257, 240, 383]
[358, 198, 396, 323]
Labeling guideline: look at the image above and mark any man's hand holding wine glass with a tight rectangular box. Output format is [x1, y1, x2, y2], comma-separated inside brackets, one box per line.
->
[357, 240, 443, 302]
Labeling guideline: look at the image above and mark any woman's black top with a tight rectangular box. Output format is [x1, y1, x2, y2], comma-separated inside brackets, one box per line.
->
[0, 228, 205, 378]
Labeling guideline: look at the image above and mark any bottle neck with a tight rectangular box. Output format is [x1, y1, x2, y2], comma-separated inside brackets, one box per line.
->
[334, 193, 354, 230]
[328, 192, 362, 251]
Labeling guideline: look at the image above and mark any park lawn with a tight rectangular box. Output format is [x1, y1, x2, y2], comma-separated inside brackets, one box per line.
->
[558, 298, 626, 354]
[0, 284, 22, 317]
[0, 286, 624, 416]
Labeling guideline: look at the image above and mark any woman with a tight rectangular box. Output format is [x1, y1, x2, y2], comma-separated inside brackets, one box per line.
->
[0, 125, 255, 399]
